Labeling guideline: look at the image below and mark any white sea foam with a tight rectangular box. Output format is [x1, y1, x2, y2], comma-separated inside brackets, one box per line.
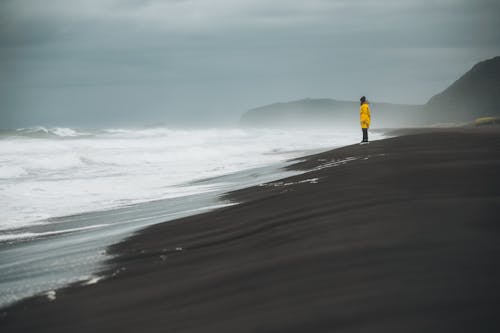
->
[260, 177, 320, 187]
[13, 126, 90, 137]
[50, 127, 86, 137]
[0, 165, 28, 179]
[0, 224, 110, 242]
[312, 157, 359, 171]
[46, 290, 56, 301]
[82, 275, 104, 286]
[0, 127, 380, 230]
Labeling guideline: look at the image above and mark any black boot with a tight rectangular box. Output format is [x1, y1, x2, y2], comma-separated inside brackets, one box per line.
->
[362, 128, 368, 142]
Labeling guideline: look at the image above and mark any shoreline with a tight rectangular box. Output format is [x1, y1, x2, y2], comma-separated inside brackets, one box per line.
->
[0, 140, 318, 309]
[2, 127, 500, 332]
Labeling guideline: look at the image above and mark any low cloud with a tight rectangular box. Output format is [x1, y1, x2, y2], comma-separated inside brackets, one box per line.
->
[1, 0, 499, 128]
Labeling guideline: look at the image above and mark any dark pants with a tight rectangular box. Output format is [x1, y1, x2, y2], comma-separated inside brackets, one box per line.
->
[362, 128, 368, 142]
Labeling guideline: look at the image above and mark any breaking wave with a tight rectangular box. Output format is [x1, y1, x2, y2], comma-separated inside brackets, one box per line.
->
[0, 127, 91, 139]
[0, 126, 370, 230]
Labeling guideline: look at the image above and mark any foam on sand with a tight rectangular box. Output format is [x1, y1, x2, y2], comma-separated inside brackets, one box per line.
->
[0, 224, 109, 242]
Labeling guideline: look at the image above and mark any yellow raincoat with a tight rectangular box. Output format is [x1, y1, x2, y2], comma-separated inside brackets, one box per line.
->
[360, 102, 371, 129]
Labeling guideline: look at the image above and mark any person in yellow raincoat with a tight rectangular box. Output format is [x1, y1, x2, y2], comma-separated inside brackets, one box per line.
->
[359, 96, 371, 142]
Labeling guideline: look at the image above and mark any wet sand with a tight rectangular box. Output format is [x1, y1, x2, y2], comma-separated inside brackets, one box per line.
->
[2, 128, 500, 332]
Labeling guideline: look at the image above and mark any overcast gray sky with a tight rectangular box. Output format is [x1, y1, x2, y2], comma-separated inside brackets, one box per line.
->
[1, 0, 499, 128]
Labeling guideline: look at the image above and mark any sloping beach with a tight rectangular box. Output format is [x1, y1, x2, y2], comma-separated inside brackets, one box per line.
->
[2, 128, 500, 332]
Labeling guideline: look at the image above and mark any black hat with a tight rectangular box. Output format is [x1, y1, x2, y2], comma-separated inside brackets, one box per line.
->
[360, 96, 366, 102]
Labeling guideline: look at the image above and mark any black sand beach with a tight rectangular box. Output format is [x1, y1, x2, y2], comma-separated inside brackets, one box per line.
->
[2, 128, 500, 332]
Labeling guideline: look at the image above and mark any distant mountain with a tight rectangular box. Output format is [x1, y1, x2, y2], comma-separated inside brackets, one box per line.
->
[240, 98, 424, 128]
[240, 56, 500, 128]
[425, 56, 500, 122]
[241, 99, 354, 128]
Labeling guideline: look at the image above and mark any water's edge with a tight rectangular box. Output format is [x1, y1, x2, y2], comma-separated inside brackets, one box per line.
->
[0, 159, 306, 309]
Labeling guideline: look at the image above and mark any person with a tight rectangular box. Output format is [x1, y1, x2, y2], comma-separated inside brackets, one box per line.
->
[359, 96, 371, 142]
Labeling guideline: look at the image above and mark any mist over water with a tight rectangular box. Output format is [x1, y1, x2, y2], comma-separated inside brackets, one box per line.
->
[0, 126, 370, 231]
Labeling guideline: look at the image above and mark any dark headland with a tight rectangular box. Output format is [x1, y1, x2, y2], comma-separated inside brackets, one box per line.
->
[240, 56, 500, 128]
[2, 127, 500, 332]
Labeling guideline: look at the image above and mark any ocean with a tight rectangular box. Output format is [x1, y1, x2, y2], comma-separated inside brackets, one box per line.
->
[0, 126, 379, 308]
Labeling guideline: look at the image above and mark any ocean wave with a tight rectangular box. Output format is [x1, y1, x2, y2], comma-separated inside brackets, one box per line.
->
[0, 165, 28, 179]
[0, 127, 374, 230]
[0, 224, 110, 242]
[1, 127, 93, 138]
